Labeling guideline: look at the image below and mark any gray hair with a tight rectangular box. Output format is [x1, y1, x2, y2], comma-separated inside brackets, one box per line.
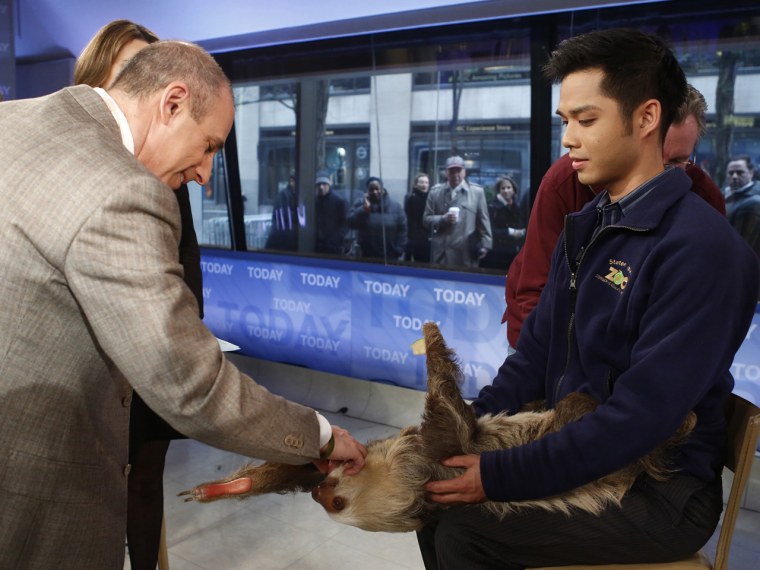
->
[110, 40, 231, 121]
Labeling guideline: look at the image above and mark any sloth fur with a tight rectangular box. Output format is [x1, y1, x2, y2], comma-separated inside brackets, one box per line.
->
[180, 322, 695, 533]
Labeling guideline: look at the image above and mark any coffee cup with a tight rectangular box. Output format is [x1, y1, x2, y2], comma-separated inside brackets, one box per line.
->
[448, 206, 460, 222]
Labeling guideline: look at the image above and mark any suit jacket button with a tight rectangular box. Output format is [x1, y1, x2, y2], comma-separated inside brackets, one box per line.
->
[121, 395, 132, 407]
[284, 434, 304, 449]
[123, 464, 132, 477]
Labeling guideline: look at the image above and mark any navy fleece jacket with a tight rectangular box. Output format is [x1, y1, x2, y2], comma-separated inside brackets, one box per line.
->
[474, 167, 759, 503]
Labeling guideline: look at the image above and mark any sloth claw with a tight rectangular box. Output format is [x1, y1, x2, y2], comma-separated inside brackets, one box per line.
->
[178, 476, 253, 502]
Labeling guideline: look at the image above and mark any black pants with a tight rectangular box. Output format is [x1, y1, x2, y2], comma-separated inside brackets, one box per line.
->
[417, 474, 722, 569]
[127, 393, 186, 570]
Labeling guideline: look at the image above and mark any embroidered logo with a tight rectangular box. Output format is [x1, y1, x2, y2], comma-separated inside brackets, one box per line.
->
[595, 259, 631, 294]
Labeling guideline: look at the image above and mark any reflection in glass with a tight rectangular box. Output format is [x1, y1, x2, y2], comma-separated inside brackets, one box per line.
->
[210, 1, 760, 276]
[224, 27, 532, 271]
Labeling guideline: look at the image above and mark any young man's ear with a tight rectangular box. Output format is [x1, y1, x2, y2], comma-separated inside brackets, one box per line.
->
[637, 99, 661, 139]
[159, 82, 191, 125]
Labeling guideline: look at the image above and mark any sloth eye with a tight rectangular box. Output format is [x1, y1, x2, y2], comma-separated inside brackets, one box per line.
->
[332, 496, 346, 511]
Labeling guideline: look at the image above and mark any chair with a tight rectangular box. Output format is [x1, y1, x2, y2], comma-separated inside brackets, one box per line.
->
[531, 393, 760, 570]
[158, 514, 170, 570]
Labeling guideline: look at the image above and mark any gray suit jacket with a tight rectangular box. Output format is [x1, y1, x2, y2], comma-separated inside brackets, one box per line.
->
[423, 180, 493, 267]
[0, 86, 321, 569]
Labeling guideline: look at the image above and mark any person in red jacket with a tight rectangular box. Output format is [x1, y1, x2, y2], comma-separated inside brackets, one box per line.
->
[503, 84, 725, 348]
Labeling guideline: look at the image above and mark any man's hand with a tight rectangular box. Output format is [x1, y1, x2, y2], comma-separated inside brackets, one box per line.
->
[313, 425, 367, 475]
[424, 454, 486, 504]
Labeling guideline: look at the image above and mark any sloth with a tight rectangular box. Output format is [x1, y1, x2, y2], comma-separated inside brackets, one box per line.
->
[180, 322, 695, 533]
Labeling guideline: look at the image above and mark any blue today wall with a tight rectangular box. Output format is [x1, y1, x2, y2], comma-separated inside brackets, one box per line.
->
[200, 250, 760, 405]
[729, 317, 760, 407]
[200, 250, 507, 399]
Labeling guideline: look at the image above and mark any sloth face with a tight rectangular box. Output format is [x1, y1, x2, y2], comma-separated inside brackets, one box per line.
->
[310, 432, 431, 533]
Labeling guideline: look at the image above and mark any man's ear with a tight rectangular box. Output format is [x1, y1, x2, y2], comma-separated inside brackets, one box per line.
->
[159, 81, 191, 125]
[637, 98, 661, 140]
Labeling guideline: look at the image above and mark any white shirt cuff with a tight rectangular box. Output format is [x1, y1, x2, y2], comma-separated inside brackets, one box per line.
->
[315, 412, 332, 447]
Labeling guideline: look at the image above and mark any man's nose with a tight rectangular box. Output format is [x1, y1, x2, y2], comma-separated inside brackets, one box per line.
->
[193, 154, 215, 186]
[561, 124, 575, 149]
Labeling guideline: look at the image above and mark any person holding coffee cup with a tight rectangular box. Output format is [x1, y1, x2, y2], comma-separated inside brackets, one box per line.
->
[424, 155, 492, 267]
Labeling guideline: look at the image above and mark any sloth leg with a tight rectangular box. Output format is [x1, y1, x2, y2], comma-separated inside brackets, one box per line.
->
[420, 322, 478, 460]
[179, 462, 326, 503]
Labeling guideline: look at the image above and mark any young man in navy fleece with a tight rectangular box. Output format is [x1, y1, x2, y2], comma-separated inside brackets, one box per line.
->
[417, 28, 759, 569]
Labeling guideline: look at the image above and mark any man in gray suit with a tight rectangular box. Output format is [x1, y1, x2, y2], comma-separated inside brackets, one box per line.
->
[0, 41, 366, 569]
[424, 155, 493, 267]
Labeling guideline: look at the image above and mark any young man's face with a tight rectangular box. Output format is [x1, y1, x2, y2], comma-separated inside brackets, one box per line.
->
[557, 69, 642, 198]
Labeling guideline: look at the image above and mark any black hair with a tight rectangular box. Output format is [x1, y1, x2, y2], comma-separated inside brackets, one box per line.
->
[366, 176, 384, 189]
[543, 28, 686, 141]
[730, 155, 754, 171]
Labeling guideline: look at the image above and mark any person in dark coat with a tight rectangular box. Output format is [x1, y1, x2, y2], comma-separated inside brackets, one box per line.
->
[315, 172, 349, 255]
[348, 176, 408, 260]
[405, 173, 431, 262]
[266, 171, 304, 251]
[481, 175, 525, 271]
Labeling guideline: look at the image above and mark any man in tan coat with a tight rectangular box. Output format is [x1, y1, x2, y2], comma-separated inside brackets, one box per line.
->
[0, 41, 365, 569]
[423, 155, 493, 268]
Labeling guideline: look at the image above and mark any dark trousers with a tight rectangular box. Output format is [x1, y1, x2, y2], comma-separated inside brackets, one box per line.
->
[127, 393, 186, 570]
[417, 474, 722, 569]
[127, 439, 170, 570]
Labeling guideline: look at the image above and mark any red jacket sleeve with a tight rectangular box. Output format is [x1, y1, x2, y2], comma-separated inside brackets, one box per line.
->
[685, 163, 726, 215]
[503, 154, 597, 347]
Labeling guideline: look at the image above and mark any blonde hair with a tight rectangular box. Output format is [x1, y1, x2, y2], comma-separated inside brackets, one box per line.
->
[74, 19, 159, 88]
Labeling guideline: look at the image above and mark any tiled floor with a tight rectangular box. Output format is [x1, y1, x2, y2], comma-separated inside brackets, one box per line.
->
[125, 359, 760, 569]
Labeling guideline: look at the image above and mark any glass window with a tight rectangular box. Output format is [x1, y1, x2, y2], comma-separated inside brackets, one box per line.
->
[551, 2, 760, 176]
[220, 22, 532, 274]
[208, 0, 760, 275]
[191, 153, 232, 248]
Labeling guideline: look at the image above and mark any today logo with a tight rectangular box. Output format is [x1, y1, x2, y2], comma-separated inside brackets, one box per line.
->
[201, 261, 233, 275]
[364, 280, 410, 297]
[247, 266, 283, 280]
[433, 287, 485, 306]
[301, 272, 341, 288]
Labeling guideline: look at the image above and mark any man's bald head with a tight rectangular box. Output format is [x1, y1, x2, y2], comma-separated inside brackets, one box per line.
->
[110, 40, 231, 121]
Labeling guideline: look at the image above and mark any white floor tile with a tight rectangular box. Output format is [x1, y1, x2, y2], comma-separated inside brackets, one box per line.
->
[170, 507, 325, 570]
[286, 537, 422, 570]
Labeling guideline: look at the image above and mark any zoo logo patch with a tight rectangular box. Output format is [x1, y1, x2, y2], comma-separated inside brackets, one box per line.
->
[595, 259, 631, 294]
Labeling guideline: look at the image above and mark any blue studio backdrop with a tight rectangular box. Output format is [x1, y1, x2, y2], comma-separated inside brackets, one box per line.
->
[200, 250, 505, 399]
[200, 250, 760, 404]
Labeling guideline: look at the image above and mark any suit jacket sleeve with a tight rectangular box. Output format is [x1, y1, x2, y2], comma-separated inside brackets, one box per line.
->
[64, 174, 322, 464]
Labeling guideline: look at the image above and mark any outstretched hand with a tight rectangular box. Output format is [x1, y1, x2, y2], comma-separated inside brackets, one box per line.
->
[313, 425, 367, 475]
[424, 454, 486, 505]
